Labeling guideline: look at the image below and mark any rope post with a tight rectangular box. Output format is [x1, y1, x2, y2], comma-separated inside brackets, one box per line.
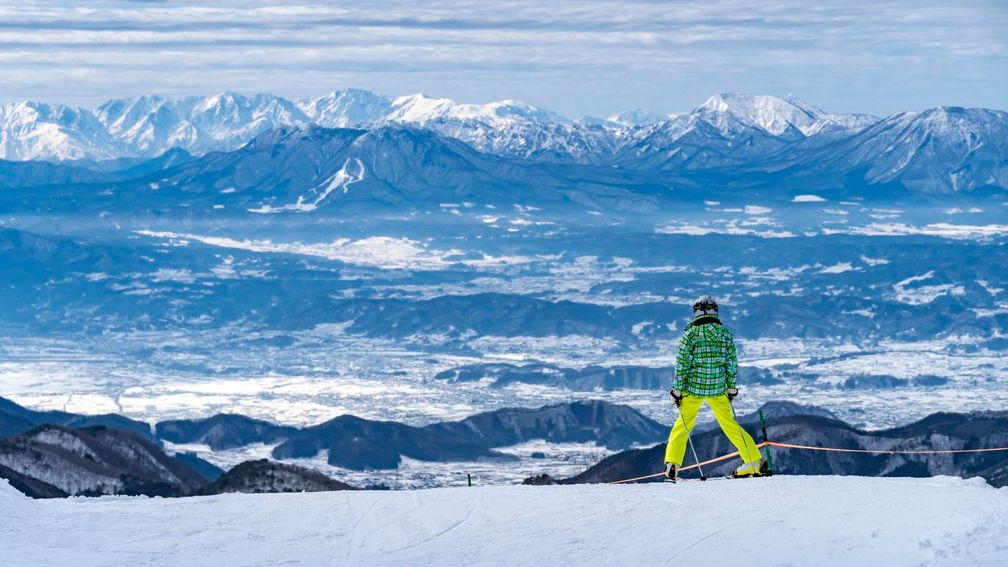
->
[758, 410, 775, 474]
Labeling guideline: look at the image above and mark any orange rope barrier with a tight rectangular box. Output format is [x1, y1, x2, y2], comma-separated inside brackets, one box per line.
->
[765, 441, 1008, 455]
[608, 442, 769, 484]
[606, 472, 664, 484]
[607, 440, 1008, 485]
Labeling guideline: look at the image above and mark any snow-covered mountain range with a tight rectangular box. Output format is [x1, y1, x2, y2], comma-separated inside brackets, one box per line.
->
[3, 89, 1004, 193]
[0, 90, 869, 162]
[0, 89, 576, 161]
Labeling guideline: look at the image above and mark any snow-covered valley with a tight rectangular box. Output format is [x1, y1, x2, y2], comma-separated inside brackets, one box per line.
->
[3, 476, 1005, 566]
[2, 329, 1006, 431]
[2, 201, 1007, 487]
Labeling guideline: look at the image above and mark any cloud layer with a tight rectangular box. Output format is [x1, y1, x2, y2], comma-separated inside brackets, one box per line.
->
[3, 1, 1006, 116]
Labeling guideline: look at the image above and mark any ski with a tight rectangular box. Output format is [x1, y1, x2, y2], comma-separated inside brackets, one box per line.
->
[669, 475, 726, 482]
[666, 471, 774, 482]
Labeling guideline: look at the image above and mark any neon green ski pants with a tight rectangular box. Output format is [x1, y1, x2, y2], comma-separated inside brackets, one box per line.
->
[664, 394, 762, 466]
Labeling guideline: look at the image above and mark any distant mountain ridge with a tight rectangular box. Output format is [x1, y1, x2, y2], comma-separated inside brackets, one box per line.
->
[1, 89, 583, 161]
[3, 89, 1004, 194]
[0, 396, 673, 472]
[156, 414, 299, 451]
[0, 90, 877, 162]
[271, 399, 670, 470]
[0, 396, 153, 441]
[561, 410, 1008, 487]
[2, 395, 1006, 494]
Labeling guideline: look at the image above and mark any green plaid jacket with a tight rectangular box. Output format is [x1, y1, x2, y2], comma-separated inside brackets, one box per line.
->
[673, 315, 738, 397]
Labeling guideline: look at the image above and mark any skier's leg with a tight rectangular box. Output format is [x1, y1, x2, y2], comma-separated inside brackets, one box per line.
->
[664, 395, 702, 465]
[709, 395, 761, 464]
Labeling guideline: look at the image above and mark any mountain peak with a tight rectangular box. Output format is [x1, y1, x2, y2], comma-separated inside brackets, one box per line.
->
[298, 89, 392, 128]
[202, 90, 242, 108]
[385, 92, 570, 126]
[694, 92, 881, 137]
[604, 108, 671, 127]
[699, 91, 752, 111]
[696, 92, 820, 136]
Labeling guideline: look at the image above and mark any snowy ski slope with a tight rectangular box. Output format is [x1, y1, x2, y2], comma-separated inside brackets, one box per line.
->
[2, 475, 1005, 566]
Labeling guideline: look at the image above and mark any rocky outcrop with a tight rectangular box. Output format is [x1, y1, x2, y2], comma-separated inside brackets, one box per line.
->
[197, 459, 355, 494]
[0, 425, 209, 497]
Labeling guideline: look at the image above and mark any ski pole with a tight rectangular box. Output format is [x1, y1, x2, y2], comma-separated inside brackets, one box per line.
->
[728, 396, 758, 472]
[677, 400, 706, 481]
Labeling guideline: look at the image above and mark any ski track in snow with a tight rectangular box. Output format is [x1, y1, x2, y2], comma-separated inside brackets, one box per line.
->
[249, 157, 365, 213]
[2, 476, 1006, 566]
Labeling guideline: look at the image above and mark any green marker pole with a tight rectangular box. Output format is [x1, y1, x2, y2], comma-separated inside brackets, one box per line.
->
[467, 473, 472, 487]
[758, 409, 774, 474]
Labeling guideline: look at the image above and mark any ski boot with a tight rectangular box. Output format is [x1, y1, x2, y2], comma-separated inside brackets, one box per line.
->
[758, 457, 773, 477]
[664, 462, 678, 483]
[732, 458, 766, 478]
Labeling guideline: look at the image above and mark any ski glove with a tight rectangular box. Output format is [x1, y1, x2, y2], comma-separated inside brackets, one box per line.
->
[669, 388, 685, 407]
[726, 387, 738, 402]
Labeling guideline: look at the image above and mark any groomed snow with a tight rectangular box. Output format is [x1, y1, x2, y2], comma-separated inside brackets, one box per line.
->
[2, 476, 1005, 566]
[249, 158, 365, 213]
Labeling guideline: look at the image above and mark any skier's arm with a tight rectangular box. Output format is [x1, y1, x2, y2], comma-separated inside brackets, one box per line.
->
[673, 330, 694, 390]
[725, 331, 738, 390]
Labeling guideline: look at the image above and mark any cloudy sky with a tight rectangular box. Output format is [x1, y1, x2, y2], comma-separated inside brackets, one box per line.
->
[2, 1, 1006, 118]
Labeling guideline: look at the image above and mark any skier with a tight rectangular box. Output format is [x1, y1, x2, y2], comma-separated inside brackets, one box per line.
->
[664, 296, 764, 482]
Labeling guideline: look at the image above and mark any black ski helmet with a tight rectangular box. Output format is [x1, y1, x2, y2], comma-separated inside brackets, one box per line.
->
[692, 295, 718, 317]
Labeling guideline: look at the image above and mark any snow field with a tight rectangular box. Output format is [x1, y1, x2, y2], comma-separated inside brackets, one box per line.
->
[2, 475, 1006, 566]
